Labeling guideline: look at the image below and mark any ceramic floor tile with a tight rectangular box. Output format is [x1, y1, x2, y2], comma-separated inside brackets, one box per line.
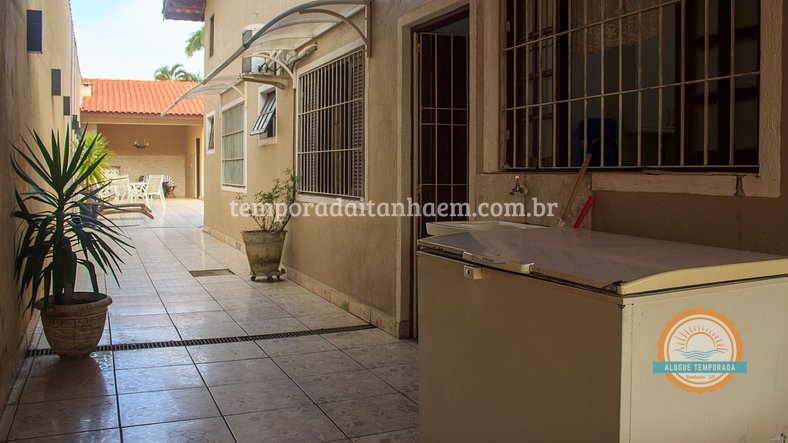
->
[113, 347, 193, 370]
[187, 342, 266, 364]
[29, 352, 113, 377]
[164, 300, 224, 314]
[238, 317, 309, 335]
[320, 394, 418, 438]
[108, 314, 174, 330]
[226, 405, 345, 443]
[116, 364, 203, 394]
[197, 358, 287, 386]
[297, 312, 367, 330]
[323, 329, 399, 350]
[207, 287, 265, 300]
[352, 428, 419, 443]
[8, 428, 121, 443]
[256, 335, 337, 357]
[110, 326, 181, 344]
[176, 322, 246, 340]
[119, 387, 220, 427]
[217, 296, 278, 311]
[370, 364, 419, 393]
[158, 292, 215, 303]
[20, 369, 115, 403]
[169, 310, 234, 327]
[8, 396, 119, 440]
[274, 350, 363, 378]
[278, 301, 346, 317]
[109, 303, 167, 317]
[344, 343, 418, 369]
[121, 417, 234, 443]
[226, 305, 292, 322]
[209, 378, 312, 415]
[6, 378, 25, 405]
[295, 369, 397, 404]
[0, 405, 15, 441]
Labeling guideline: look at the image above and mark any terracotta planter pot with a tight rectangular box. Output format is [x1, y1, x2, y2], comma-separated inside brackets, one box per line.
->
[34, 293, 112, 358]
[242, 230, 286, 281]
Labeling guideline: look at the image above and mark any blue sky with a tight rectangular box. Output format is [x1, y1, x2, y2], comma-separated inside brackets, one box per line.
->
[72, 0, 204, 79]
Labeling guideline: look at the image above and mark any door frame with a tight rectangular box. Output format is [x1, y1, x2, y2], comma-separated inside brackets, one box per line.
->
[395, 0, 473, 338]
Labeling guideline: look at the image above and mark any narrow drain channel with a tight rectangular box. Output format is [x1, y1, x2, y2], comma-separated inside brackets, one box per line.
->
[26, 324, 375, 357]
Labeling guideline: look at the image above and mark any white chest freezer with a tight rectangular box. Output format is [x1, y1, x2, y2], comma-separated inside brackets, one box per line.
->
[417, 228, 788, 443]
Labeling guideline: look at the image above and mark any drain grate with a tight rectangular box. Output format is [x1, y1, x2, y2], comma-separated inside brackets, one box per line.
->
[26, 324, 374, 357]
[189, 269, 235, 277]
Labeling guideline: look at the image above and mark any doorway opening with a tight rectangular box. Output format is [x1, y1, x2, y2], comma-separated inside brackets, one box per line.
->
[411, 8, 470, 337]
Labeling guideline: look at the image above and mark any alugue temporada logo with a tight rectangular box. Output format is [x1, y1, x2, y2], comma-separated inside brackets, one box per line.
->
[653, 309, 747, 393]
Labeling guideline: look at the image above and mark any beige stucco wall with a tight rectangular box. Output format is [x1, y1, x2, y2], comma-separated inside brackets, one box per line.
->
[200, 0, 788, 338]
[81, 120, 203, 198]
[0, 0, 81, 416]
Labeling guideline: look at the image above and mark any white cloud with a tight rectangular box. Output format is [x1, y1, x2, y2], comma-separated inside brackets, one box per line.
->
[74, 0, 204, 80]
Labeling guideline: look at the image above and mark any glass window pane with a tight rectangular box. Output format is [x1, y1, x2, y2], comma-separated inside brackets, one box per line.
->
[734, 0, 759, 74]
[661, 4, 678, 85]
[640, 9, 659, 88]
[707, 79, 731, 165]
[603, 20, 619, 93]
[733, 75, 759, 165]
[661, 85, 681, 166]
[540, 105, 554, 167]
[684, 82, 705, 165]
[641, 88, 659, 165]
[587, 25, 602, 96]
[621, 92, 639, 166]
[603, 95, 620, 166]
[570, 30, 585, 98]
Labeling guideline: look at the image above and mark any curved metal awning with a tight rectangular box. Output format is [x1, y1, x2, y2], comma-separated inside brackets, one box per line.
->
[162, 0, 370, 115]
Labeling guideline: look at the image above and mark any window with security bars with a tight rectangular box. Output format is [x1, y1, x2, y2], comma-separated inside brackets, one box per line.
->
[503, 0, 760, 170]
[206, 114, 215, 152]
[297, 49, 365, 199]
[251, 90, 276, 138]
[221, 103, 245, 187]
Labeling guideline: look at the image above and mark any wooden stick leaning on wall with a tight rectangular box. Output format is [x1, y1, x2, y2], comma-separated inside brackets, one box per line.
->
[558, 153, 592, 227]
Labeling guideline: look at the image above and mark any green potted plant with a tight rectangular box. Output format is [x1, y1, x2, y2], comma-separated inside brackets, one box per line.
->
[236, 170, 297, 282]
[12, 131, 131, 358]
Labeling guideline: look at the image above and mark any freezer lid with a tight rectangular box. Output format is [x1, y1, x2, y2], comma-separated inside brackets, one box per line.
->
[417, 228, 788, 294]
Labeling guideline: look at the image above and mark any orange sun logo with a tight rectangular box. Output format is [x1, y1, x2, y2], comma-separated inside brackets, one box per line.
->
[656, 309, 744, 393]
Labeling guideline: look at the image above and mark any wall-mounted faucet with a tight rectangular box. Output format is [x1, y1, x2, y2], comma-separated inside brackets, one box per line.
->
[509, 175, 526, 196]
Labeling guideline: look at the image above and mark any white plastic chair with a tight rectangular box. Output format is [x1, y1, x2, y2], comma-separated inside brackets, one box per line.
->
[109, 175, 130, 201]
[144, 174, 167, 209]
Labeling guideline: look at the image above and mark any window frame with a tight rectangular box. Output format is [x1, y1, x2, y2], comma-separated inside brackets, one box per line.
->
[220, 98, 247, 192]
[27, 10, 42, 53]
[295, 43, 367, 202]
[252, 85, 277, 144]
[205, 111, 216, 154]
[500, 0, 761, 173]
[491, 0, 780, 198]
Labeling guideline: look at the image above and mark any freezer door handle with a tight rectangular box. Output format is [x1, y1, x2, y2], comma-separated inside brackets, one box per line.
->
[463, 265, 483, 280]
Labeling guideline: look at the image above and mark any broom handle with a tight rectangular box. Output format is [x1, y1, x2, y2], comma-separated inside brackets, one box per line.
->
[560, 153, 592, 224]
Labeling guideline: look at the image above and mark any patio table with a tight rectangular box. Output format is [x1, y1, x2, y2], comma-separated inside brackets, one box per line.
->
[126, 182, 147, 202]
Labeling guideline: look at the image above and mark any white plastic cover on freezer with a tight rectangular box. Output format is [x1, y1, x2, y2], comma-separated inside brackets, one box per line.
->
[417, 228, 788, 295]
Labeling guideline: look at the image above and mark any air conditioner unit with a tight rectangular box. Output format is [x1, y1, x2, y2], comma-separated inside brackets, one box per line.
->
[241, 56, 267, 75]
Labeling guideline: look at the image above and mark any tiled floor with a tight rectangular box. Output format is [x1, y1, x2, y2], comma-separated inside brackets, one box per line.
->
[1, 200, 418, 443]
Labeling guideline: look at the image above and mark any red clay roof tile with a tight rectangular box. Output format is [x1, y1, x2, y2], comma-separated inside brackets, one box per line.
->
[81, 78, 203, 117]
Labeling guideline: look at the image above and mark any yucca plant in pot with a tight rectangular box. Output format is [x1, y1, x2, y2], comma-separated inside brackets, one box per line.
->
[12, 131, 131, 358]
[236, 170, 297, 282]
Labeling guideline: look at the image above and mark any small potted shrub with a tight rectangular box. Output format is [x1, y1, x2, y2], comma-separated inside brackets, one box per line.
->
[12, 131, 131, 358]
[236, 170, 297, 282]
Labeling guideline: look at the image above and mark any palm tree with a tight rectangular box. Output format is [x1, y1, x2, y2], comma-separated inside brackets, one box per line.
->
[153, 64, 202, 82]
[185, 26, 204, 57]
